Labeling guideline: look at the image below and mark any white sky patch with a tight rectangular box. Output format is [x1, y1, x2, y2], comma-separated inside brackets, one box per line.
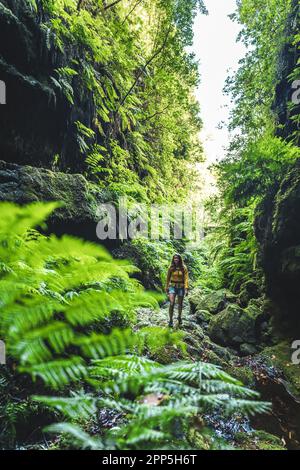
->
[192, 0, 246, 163]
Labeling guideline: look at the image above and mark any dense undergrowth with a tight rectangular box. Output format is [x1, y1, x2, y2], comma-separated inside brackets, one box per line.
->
[0, 0, 300, 452]
[0, 203, 270, 450]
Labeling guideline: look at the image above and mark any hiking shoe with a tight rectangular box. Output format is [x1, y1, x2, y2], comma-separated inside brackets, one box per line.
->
[178, 319, 182, 328]
[168, 321, 174, 328]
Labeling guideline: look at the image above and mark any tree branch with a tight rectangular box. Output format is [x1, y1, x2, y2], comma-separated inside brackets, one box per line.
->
[118, 27, 172, 108]
[122, 0, 144, 25]
[104, 0, 124, 10]
[141, 105, 170, 123]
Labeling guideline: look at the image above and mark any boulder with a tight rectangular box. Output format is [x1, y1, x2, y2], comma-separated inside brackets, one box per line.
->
[259, 341, 300, 398]
[239, 343, 258, 356]
[209, 303, 262, 351]
[194, 310, 213, 330]
[189, 288, 236, 315]
[238, 279, 261, 307]
[0, 160, 111, 243]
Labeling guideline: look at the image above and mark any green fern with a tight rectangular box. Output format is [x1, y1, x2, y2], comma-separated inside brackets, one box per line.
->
[0, 202, 271, 450]
[37, 356, 271, 450]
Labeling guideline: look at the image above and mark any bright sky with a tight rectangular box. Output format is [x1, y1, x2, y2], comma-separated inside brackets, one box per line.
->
[192, 0, 246, 163]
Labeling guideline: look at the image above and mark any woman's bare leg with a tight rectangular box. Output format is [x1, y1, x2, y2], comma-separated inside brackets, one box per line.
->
[178, 296, 184, 326]
[168, 293, 176, 326]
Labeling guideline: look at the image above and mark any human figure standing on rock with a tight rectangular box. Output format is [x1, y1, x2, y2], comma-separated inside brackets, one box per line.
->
[165, 254, 189, 328]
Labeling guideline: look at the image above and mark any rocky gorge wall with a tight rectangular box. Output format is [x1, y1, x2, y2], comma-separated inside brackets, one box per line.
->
[254, 0, 300, 332]
[0, 159, 110, 242]
[0, 0, 97, 170]
[274, 0, 300, 144]
[255, 161, 300, 332]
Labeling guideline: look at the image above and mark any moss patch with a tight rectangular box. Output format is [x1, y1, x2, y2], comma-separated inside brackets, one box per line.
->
[235, 430, 286, 450]
[259, 341, 300, 398]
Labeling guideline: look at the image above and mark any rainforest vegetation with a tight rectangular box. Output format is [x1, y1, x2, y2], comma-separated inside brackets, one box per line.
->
[0, 0, 299, 451]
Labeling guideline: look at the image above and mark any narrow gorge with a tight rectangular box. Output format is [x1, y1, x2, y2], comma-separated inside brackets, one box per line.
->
[0, 0, 299, 452]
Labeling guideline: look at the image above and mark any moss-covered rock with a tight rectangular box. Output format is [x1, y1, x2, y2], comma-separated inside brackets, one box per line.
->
[0, 160, 111, 242]
[224, 363, 255, 387]
[259, 341, 300, 398]
[193, 310, 213, 330]
[208, 303, 261, 352]
[238, 280, 261, 307]
[235, 430, 286, 450]
[189, 288, 236, 315]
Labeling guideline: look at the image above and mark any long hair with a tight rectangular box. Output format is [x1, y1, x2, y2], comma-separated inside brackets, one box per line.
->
[169, 253, 185, 272]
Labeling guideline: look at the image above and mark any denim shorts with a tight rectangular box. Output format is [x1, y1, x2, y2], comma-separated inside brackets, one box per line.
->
[168, 286, 185, 297]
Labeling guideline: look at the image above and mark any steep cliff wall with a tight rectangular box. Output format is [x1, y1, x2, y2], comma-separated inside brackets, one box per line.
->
[255, 0, 300, 331]
[255, 161, 300, 330]
[274, 0, 300, 143]
[0, 0, 96, 170]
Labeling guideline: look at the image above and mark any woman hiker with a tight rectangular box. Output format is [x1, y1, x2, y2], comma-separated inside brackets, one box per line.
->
[165, 254, 189, 328]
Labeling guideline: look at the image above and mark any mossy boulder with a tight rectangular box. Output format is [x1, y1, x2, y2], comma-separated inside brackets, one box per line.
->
[225, 363, 255, 387]
[238, 280, 261, 307]
[0, 160, 111, 242]
[194, 310, 213, 330]
[208, 303, 262, 353]
[189, 288, 236, 315]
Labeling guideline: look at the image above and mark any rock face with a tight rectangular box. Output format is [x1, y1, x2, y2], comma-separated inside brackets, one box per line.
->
[0, 160, 109, 242]
[0, 0, 96, 170]
[274, 0, 300, 144]
[255, 160, 300, 330]
[254, 0, 300, 331]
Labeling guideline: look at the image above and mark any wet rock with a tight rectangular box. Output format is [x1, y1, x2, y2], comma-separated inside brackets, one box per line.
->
[201, 338, 236, 362]
[259, 341, 300, 398]
[240, 343, 258, 357]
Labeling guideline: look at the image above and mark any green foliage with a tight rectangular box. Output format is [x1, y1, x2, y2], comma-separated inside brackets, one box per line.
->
[0, 202, 164, 389]
[225, 0, 292, 146]
[216, 134, 299, 206]
[0, 202, 270, 450]
[196, 203, 259, 293]
[36, 0, 205, 202]
[201, 0, 299, 294]
[114, 238, 176, 290]
[35, 357, 270, 450]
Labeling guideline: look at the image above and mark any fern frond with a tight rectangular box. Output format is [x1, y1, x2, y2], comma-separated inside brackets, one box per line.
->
[45, 423, 105, 450]
[33, 393, 97, 420]
[20, 357, 87, 389]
